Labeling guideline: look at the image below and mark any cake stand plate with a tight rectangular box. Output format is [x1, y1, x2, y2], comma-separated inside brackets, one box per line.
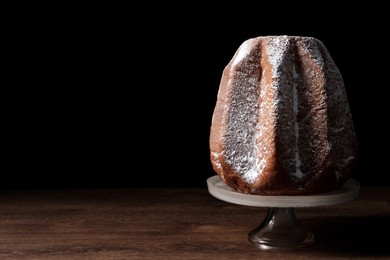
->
[207, 175, 360, 250]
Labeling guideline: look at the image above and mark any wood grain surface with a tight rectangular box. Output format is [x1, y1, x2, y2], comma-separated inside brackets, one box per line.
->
[0, 186, 389, 259]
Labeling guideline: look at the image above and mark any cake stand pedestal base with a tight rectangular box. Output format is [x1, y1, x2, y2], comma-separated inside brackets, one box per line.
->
[206, 175, 360, 250]
[248, 207, 314, 249]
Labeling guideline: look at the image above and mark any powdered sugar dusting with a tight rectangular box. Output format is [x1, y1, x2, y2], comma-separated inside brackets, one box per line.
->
[211, 152, 222, 171]
[335, 156, 355, 179]
[265, 36, 305, 179]
[223, 39, 261, 184]
[291, 64, 304, 178]
[232, 39, 253, 67]
[245, 164, 259, 183]
[266, 36, 288, 82]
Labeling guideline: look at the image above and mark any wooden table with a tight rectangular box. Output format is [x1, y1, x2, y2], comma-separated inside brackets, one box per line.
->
[0, 186, 389, 259]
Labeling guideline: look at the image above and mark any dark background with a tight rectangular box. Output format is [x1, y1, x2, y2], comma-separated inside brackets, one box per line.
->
[1, 2, 388, 189]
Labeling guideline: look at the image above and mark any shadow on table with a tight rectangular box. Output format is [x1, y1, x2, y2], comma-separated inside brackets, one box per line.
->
[308, 215, 390, 257]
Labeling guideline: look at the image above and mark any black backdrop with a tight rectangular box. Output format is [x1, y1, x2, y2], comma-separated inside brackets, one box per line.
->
[1, 2, 388, 188]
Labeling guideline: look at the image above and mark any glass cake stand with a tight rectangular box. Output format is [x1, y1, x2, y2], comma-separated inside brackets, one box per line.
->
[206, 175, 360, 250]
